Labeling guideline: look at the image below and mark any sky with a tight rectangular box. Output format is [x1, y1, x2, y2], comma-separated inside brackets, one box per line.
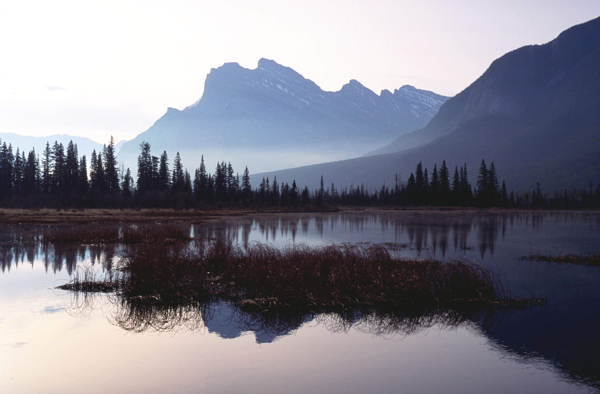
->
[1, 0, 599, 144]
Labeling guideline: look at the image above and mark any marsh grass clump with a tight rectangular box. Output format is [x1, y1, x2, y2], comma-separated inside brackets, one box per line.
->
[59, 241, 540, 312]
[58, 266, 118, 293]
[521, 253, 600, 267]
[44, 223, 190, 245]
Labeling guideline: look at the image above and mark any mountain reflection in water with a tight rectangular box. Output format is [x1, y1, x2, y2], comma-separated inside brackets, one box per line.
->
[1, 211, 600, 392]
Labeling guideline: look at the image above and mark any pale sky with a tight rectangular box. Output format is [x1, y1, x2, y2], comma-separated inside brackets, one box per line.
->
[1, 0, 599, 144]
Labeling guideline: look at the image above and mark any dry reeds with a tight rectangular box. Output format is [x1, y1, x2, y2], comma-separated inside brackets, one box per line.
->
[59, 241, 540, 312]
[521, 253, 600, 267]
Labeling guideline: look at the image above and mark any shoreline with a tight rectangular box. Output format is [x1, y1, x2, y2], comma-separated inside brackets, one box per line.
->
[0, 206, 597, 224]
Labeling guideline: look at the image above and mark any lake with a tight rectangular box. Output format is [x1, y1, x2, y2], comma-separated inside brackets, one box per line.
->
[1, 210, 599, 393]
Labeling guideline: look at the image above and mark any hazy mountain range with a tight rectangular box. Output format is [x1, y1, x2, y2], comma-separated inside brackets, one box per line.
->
[115, 58, 448, 172]
[4, 16, 599, 193]
[0, 133, 114, 159]
[255, 16, 600, 191]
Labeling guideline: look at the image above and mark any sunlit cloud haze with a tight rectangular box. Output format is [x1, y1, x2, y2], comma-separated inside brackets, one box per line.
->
[1, 0, 599, 143]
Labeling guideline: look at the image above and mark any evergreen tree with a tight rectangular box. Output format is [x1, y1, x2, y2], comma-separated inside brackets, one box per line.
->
[41, 142, 52, 194]
[151, 156, 160, 190]
[460, 164, 473, 206]
[488, 162, 500, 206]
[476, 159, 489, 206]
[96, 154, 105, 194]
[423, 168, 430, 204]
[13, 149, 24, 195]
[206, 174, 214, 204]
[214, 161, 227, 201]
[501, 180, 508, 207]
[451, 166, 460, 206]
[172, 152, 185, 192]
[79, 156, 88, 194]
[103, 137, 119, 193]
[121, 168, 133, 198]
[158, 151, 170, 190]
[65, 141, 79, 194]
[198, 156, 208, 201]
[242, 166, 252, 203]
[0, 143, 14, 199]
[415, 162, 424, 204]
[430, 164, 440, 205]
[439, 160, 450, 204]
[136, 142, 153, 195]
[184, 170, 193, 195]
[51, 142, 66, 195]
[227, 163, 237, 200]
[290, 180, 298, 206]
[272, 176, 280, 206]
[301, 186, 311, 205]
[22, 149, 38, 196]
[407, 173, 416, 205]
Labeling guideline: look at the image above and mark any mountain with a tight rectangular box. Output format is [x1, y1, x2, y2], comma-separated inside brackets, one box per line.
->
[116, 59, 448, 172]
[255, 17, 600, 192]
[0, 133, 105, 159]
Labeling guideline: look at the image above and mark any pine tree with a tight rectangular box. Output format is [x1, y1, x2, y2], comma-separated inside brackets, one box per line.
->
[172, 152, 185, 192]
[159, 151, 169, 190]
[214, 161, 227, 201]
[301, 186, 310, 205]
[272, 176, 280, 206]
[430, 164, 440, 206]
[227, 163, 236, 200]
[460, 164, 473, 206]
[199, 156, 208, 201]
[51, 142, 66, 195]
[184, 170, 193, 195]
[136, 142, 153, 195]
[103, 137, 119, 194]
[121, 168, 133, 198]
[79, 156, 88, 194]
[317, 175, 325, 206]
[42, 142, 52, 194]
[407, 173, 416, 205]
[290, 180, 298, 206]
[423, 168, 430, 204]
[415, 162, 424, 205]
[22, 149, 38, 196]
[488, 162, 500, 206]
[13, 149, 24, 195]
[476, 159, 489, 206]
[501, 180, 508, 207]
[0, 143, 14, 199]
[451, 166, 460, 206]
[242, 166, 252, 203]
[96, 154, 105, 194]
[65, 141, 79, 194]
[439, 160, 450, 205]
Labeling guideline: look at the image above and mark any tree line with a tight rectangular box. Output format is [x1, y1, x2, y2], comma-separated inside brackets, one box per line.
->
[0, 137, 599, 209]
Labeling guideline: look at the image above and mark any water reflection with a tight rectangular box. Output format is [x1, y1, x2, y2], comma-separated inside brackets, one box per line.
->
[66, 290, 518, 343]
[193, 211, 600, 260]
[1, 239, 118, 274]
[2, 211, 600, 392]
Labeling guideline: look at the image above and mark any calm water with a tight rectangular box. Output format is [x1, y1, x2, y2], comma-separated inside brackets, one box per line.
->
[1, 211, 600, 393]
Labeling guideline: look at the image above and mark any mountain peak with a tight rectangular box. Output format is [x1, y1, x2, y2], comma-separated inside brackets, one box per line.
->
[257, 58, 282, 69]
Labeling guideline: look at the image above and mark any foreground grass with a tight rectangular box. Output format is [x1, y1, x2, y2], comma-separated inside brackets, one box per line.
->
[59, 241, 540, 311]
[521, 253, 600, 267]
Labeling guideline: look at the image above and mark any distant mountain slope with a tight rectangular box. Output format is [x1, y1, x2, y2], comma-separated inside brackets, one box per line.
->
[116, 59, 448, 172]
[0, 133, 105, 158]
[256, 16, 600, 191]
